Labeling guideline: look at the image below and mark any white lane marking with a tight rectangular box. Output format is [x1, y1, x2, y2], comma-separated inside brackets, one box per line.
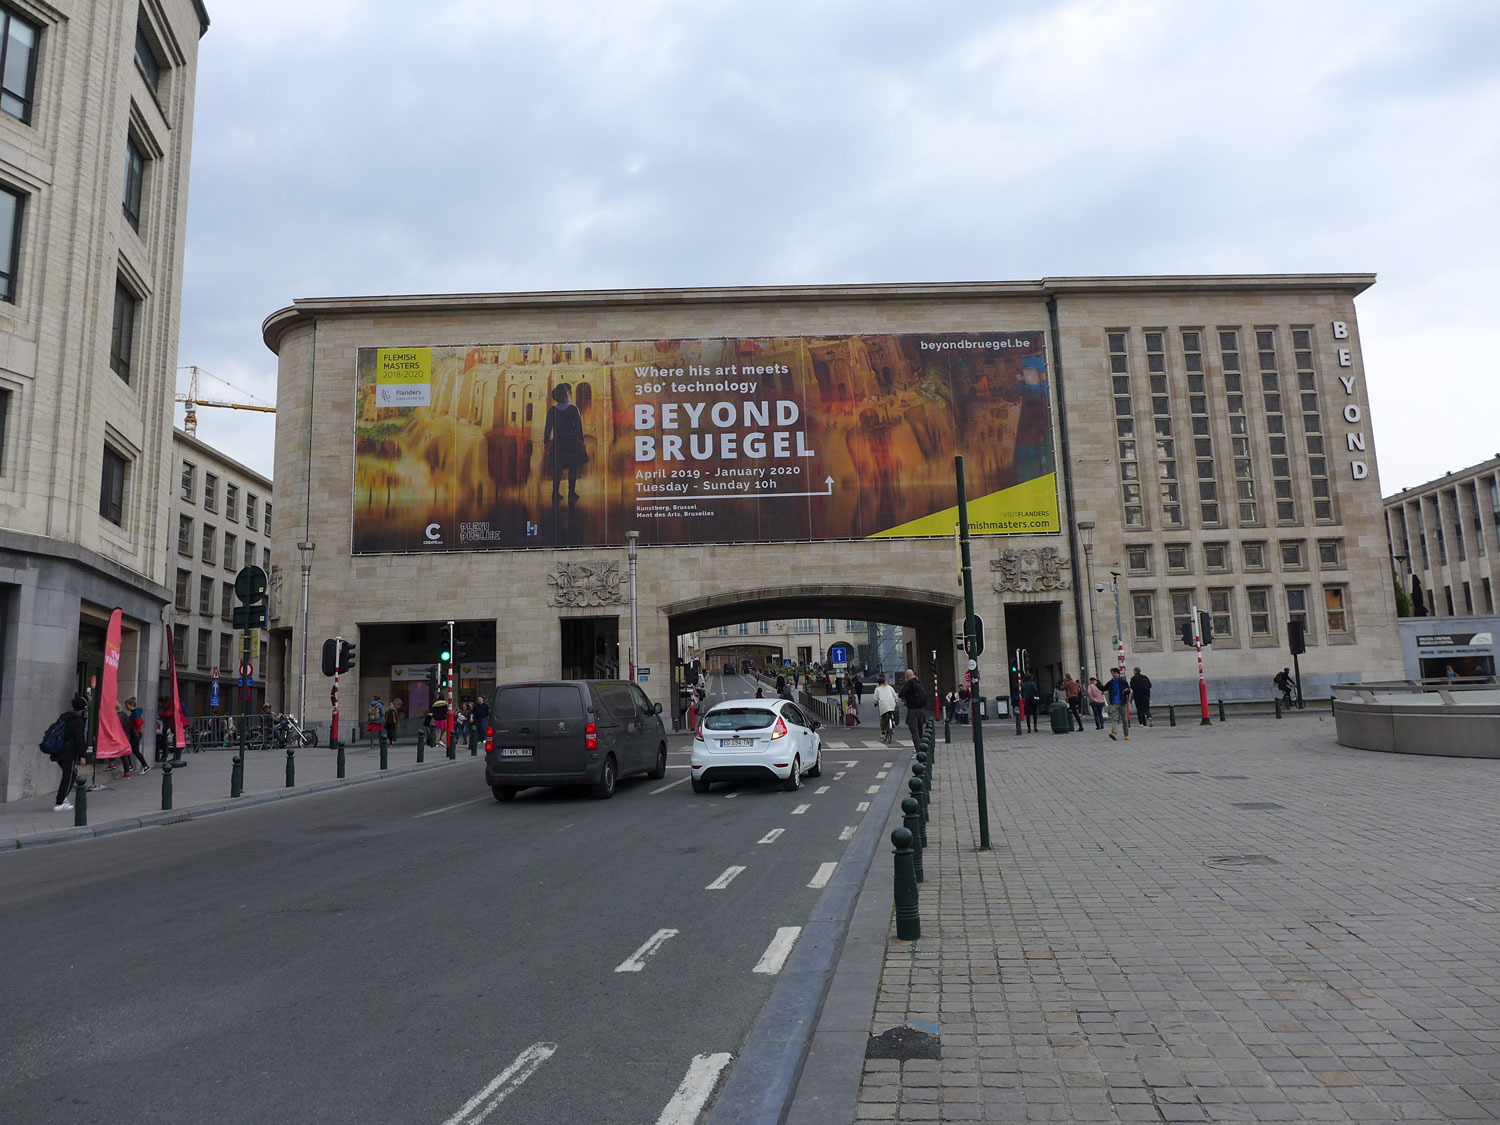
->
[833, 771, 846, 780]
[651, 776, 691, 794]
[839, 826, 856, 841]
[441, 1041, 557, 1125]
[866, 785, 880, 794]
[809, 862, 837, 888]
[753, 926, 801, 974]
[791, 803, 811, 815]
[844, 760, 858, 767]
[876, 771, 888, 779]
[883, 761, 893, 768]
[706, 866, 745, 890]
[856, 801, 870, 813]
[758, 828, 785, 844]
[814, 785, 830, 794]
[615, 928, 679, 972]
[724, 791, 739, 799]
[656, 1052, 734, 1125]
[414, 796, 493, 818]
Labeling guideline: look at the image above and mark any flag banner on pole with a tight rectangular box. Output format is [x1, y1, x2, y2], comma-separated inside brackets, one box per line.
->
[96, 607, 131, 758]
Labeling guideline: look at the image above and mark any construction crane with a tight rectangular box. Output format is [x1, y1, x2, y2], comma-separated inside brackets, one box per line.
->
[176, 365, 276, 436]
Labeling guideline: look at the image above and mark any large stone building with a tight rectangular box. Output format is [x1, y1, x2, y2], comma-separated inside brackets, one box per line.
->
[263, 276, 1402, 732]
[164, 427, 273, 717]
[0, 0, 208, 800]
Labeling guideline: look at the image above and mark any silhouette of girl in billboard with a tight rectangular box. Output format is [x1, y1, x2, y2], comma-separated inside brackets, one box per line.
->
[543, 383, 588, 505]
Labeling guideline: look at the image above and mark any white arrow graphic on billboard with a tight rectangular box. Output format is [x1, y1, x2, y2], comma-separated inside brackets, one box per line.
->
[666, 476, 835, 501]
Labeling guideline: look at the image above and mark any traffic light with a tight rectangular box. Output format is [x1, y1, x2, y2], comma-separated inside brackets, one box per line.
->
[1198, 610, 1213, 646]
[440, 645, 452, 663]
[321, 638, 338, 677]
[337, 640, 357, 673]
[1180, 620, 1195, 647]
[454, 638, 468, 662]
[1288, 619, 1306, 655]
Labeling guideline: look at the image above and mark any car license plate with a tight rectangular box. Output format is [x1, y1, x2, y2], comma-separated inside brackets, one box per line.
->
[498, 748, 533, 757]
[720, 737, 753, 748]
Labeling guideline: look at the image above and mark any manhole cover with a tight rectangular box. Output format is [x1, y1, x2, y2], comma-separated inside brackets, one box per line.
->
[1231, 802, 1285, 811]
[866, 1024, 941, 1060]
[1205, 854, 1279, 869]
[301, 824, 368, 834]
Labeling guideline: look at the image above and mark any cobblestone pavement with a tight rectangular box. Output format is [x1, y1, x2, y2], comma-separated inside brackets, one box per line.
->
[856, 714, 1500, 1123]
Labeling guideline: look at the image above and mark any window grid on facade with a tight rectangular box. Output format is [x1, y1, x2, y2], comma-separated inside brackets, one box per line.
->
[123, 134, 145, 231]
[196, 628, 210, 669]
[1209, 589, 1233, 638]
[200, 523, 214, 564]
[1324, 586, 1347, 633]
[179, 461, 195, 501]
[759, 621, 770, 634]
[174, 568, 190, 611]
[100, 446, 126, 525]
[1217, 330, 1260, 525]
[243, 538, 254, 568]
[0, 8, 39, 124]
[1144, 330, 1181, 527]
[1247, 588, 1271, 635]
[1127, 547, 1150, 573]
[1108, 332, 1143, 527]
[246, 494, 258, 530]
[737, 623, 749, 635]
[1131, 593, 1155, 641]
[204, 472, 217, 512]
[110, 279, 137, 384]
[172, 625, 186, 666]
[221, 581, 233, 621]
[226, 484, 239, 522]
[1170, 591, 1193, 645]
[0, 184, 21, 303]
[1287, 587, 1311, 642]
[1243, 542, 1266, 570]
[1255, 328, 1297, 523]
[1185, 332, 1220, 525]
[218, 632, 232, 673]
[177, 514, 192, 555]
[1292, 329, 1333, 521]
[197, 575, 212, 615]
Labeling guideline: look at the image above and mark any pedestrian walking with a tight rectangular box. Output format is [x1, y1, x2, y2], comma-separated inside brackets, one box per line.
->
[123, 697, 150, 773]
[51, 695, 89, 811]
[1106, 668, 1132, 740]
[1021, 672, 1041, 733]
[474, 695, 489, 736]
[1086, 677, 1106, 730]
[1062, 674, 1083, 732]
[383, 704, 398, 746]
[897, 669, 929, 753]
[1128, 667, 1153, 727]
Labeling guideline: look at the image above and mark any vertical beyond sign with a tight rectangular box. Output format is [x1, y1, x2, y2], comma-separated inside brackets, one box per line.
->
[351, 332, 1059, 552]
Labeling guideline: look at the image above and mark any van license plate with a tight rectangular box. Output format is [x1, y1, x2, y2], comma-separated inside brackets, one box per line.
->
[498, 748, 533, 757]
[720, 737, 753, 748]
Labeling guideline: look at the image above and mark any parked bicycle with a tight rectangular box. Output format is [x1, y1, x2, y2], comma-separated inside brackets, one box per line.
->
[271, 713, 318, 748]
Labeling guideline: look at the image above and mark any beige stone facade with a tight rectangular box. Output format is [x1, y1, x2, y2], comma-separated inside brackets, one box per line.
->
[0, 0, 208, 799]
[1384, 455, 1500, 620]
[264, 277, 1402, 732]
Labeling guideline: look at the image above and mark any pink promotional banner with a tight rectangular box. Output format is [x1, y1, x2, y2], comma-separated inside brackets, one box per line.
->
[96, 608, 130, 759]
[167, 625, 188, 750]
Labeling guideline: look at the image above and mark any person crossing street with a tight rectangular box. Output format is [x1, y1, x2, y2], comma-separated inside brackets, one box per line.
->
[1106, 668, 1132, 741]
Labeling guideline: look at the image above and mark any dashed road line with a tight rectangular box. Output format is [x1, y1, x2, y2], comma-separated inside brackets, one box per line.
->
[706, 866, 746, 890]
[615, 928, 679, 972]
[651, 776, 691, 795]
[843, 760, 859, 767]
[809, 862, 837, 888]
[791, 803, 811, 815]
[866, 785, 880, 794]
[414, 796, 492, 818]
[758, 828, 785, 844]
[723, 792, 739, 799]
[839, 826, 856, 841]
[856, 801, 870, 812]
[656, 1052, 734, 1125]
[833, 771, 846, 780]
[440, 1041, 558, 1125]
[883, 761, 893, 768]
[814, 785, 830, 794]
[876, 770, 888, 778]
[753, 926, 801, 974]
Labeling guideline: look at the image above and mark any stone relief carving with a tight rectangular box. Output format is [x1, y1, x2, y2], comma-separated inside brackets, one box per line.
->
[991, 547, 1071, 593]
[547, 559, 626, 607]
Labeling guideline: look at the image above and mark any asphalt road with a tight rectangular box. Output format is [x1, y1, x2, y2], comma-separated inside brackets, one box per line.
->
[0, 674, 900, 1124]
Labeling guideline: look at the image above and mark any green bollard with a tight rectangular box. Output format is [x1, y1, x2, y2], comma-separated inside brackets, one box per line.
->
[1168, 704, 1177, 727]
[379, 738, 388, 771]
[943, 717, 951, 744]
[1274, 696, 1282, 719]
[1218, 699, 1226, 723]
[161, 762, 173, 810]
[336, 742, 346, 779]
[74, 774, 87, 827]
[446, 731, 455, 760]
[903, 796, 924, 883]
[417, 735, 425, 764]
[427, 727, 436, 748]
[909, 775, 928, 848]
[892, 827, 921, 941]
[379, 730, 388, 761]
[231, 754, 242, 798]
[285, 747, 295, 788]
[469, 726, 479, 756]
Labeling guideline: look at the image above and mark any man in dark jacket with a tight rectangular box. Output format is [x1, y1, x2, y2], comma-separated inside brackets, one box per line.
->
[54, 694, 88, 811]
[897, 669, 929, 752]
[1128, 667, 1153, 727]
[1021, 673, 1041, 733]
[1106, 669, 1132, 741]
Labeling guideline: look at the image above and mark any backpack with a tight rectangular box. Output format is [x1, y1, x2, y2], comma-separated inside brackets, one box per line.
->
[39, 714, 69, 759]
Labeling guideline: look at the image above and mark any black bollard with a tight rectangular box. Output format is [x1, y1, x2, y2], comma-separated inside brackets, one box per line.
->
[74, 774, 87, 827]
[380, 738, 388, 771]
[336, 742, 346, 779]
[1168, 704, 1177, 727]
[379, 730, 388, 763]
[1275, 696, 1282, 719]
[944, 717, 951, 744]
[470, 726, 479, 756]
[285, 747, 295, 788]
[427, 727, 436, 748]
[1328, 695, 1334, 715]
[909, 774, 928, 848]
[892, 827, 921, 941]
[161, 762, 173, 810]
[230, 754, 242, 799]
[1218, 699, 1226, 723]
[903, 796, 924, 883]
[417, 735, 425, 764]
[447, 732, 456, 760]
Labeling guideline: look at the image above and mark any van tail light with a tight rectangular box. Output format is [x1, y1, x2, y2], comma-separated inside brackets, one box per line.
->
[585, 721, 598, 752]
[485, 725, 493, 753]
[770, 716, 789, 740]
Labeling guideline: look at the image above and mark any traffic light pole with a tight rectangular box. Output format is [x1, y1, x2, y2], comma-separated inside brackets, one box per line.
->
[1190, 607, 1211, 726]
[330, 633, 342, 746]
[447, 620, 456, 753]
[956, 455, 991, 850]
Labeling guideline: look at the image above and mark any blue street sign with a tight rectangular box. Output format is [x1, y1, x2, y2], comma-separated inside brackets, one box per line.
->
[829, 644, 849, 665]
[639, 668, 650, 681]
[209, 683, 220, 708]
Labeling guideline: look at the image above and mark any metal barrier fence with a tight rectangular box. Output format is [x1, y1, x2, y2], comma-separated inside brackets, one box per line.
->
[182, 713, 273, 752]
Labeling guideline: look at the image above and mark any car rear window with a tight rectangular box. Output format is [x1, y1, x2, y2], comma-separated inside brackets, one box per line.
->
[704, 707, 776, 732]
[494, 686, 538, 722]
[540, 685, 585, 720]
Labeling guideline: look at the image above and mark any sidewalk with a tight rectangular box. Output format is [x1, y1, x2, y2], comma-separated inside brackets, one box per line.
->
[2, 736, 478, 850]
[851, 714, 1500, 1123]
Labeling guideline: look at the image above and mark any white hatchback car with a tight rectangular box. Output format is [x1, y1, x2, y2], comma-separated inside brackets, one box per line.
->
[691, 698, 823, 793]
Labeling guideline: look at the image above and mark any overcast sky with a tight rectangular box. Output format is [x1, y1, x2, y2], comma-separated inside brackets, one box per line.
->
[176, 0, 1500, 497]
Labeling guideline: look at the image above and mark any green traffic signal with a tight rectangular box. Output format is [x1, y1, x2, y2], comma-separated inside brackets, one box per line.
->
[440, 649, 451, 662]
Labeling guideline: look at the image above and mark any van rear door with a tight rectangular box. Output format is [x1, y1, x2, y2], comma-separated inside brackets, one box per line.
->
[538, 683, 589, 776]
[489, 685, 540, 779]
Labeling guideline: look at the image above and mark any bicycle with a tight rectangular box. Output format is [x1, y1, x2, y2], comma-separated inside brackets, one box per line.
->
[880, 709, 898, 744]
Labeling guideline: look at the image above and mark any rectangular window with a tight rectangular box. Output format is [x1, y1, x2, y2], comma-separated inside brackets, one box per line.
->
[221, 581, 233, 621]
[173, 624, 186, 666]
[223, 532, 236, 569]
[177, 514, 193, 556]
[1243, 542, 1266, 570]
[218, 632, 232, 674]
[1171, 591, 1193, 645]
[246, 494, 258, 530]
[1204, 544, 1228, 571]
[1132, 593, 1155, 642]
[179, 461, 195, 502]
[201, 523, 215, 564]
[0, 8, 38, 124]
[225, 484, 239, 522]
[1485, 577, 1494, 614]
[196, 628, 211, 670]
[825, 618, 836, 631]
[737, 623, 749, 635]
[0, 183, 21, 303]
[794, 619, 811, 632]
[759, 621, 770, 634]
[100, 446, 126, 525]
[110, 279, 137, 384]
[1463, 581, 1473, 614]
[1166, 545, 1189, 572]
[263, 503, 271, 534]
[715, 626, 727, 636]
[263, 546, 270, 572]
[122, 134, 145, 230]
[1287, 587, 1310, 639]
[1209, 589, 1233, 638]
[1248, 588, 1271, 635]
[1324, 587, 1347, 634]
[1127, 547, 1150, 573]
[135, 24, 162, 92]
[204, 472, 218, 512]
[198, 575, 212, 615]
[243, 538, 254, 568]
[1280, 541, 1304, 568]
[174, 568, 191, 612]
[1317, 539, 1342, 568]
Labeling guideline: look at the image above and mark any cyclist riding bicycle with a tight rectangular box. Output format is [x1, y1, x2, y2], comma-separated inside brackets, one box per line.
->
[873, 675, 900, 743]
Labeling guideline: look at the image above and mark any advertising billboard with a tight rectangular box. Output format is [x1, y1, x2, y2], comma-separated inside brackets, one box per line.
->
[352, 331, 1058, 553]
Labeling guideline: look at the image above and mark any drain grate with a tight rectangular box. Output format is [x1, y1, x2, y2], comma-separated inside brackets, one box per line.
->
[1205, 854, 1279, 869]
[1231, 802, 1285, 811]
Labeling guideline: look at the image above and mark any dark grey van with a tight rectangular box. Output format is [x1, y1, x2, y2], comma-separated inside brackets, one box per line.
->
[484, 680, 668, 801]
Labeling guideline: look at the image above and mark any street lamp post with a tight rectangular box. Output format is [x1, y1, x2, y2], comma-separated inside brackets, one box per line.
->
[626, 531, 640, 682]
[1108, 571, 1124, 675]
[296, 540, 314, 727]
[1077, 521, 1100, 681]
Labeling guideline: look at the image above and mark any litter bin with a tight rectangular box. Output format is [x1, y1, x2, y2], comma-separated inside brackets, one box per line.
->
[1049, 702, 1072, 734]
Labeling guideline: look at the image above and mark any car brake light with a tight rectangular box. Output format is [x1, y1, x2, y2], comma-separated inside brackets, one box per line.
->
[585, 720, 597, 751]
[484, 725, 493, 753]
[770, 716, 788, 740]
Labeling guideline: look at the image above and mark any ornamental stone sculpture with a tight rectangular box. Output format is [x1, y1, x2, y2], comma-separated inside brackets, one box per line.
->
[547, 559, 626, 607]
[991, 547, 1071, 593]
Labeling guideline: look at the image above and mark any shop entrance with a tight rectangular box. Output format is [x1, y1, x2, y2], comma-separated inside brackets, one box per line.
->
[1003, 602, 1064, 696]
[561, 616, 620, 680]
